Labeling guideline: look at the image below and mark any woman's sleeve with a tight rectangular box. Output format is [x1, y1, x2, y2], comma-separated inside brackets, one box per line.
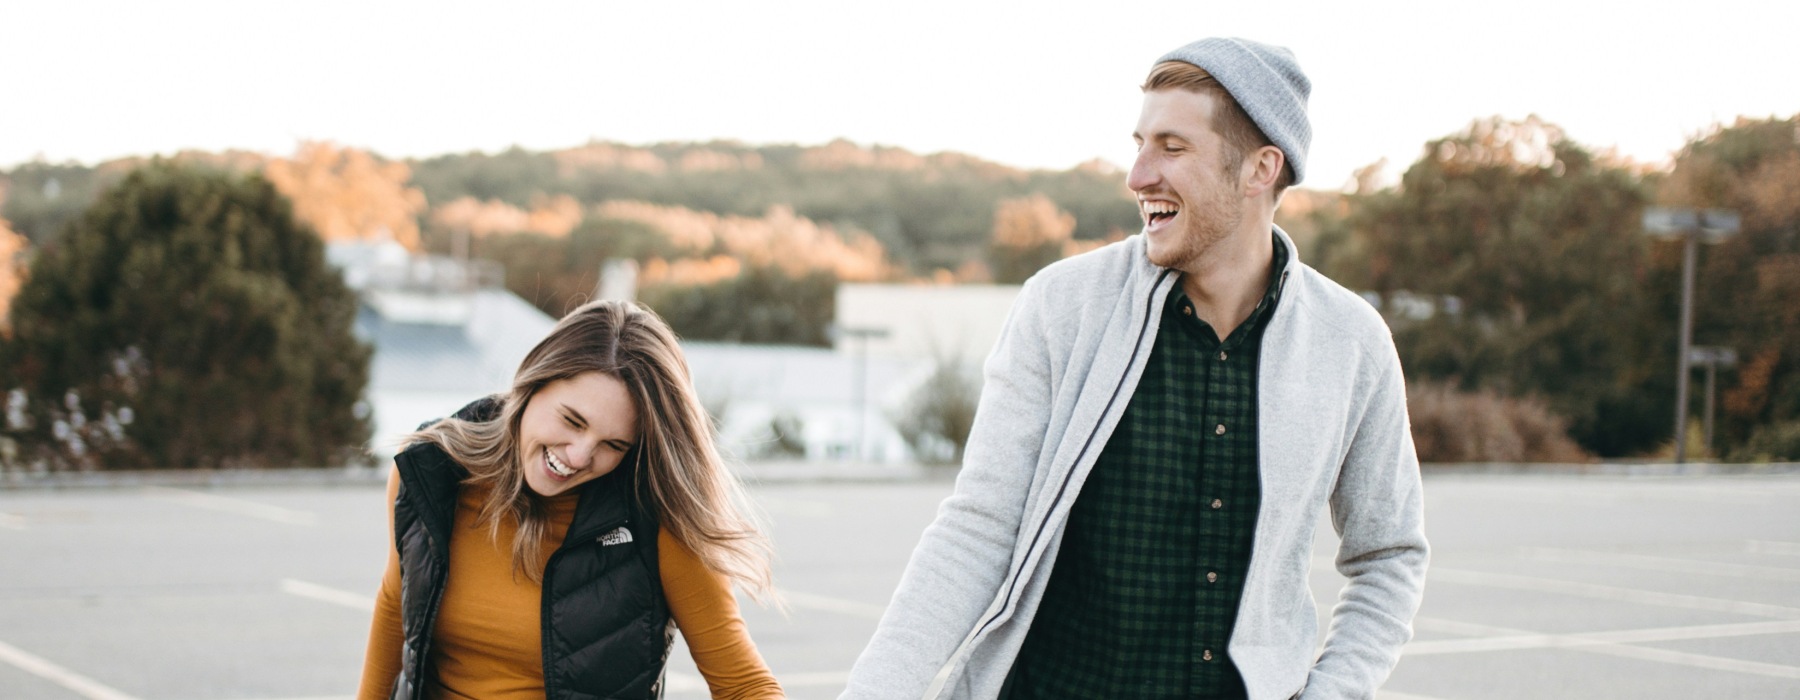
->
[356, 467, 406, 700]
[660, 530, 785, 700]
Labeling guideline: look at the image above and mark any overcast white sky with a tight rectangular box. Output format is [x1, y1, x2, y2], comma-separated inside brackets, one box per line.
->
[5, 0, 1798, 191]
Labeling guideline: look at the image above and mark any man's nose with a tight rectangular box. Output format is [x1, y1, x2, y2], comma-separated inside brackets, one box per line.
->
[1127, 152, 1158, 193]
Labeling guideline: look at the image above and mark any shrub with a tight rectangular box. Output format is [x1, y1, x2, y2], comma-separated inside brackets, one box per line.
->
[892, 358, 980, 465]
[1407, 382, 1588, 463]
[1731, 421, 1800, 462]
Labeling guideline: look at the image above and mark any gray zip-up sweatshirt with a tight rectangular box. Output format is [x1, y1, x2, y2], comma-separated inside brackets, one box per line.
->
[842, 228, 1428, 700]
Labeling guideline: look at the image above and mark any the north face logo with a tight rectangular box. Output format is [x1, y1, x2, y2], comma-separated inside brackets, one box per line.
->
[598, 527, 634, 546]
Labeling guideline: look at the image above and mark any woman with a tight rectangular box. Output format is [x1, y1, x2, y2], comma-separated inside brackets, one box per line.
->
[358, 300, 783, 700]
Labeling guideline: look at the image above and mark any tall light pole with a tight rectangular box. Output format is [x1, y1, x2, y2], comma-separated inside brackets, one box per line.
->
[1642, 207, 1740, 463]
[830, 324, 890, 462]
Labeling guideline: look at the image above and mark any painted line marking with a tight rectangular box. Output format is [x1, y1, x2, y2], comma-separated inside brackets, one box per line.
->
[1577, 640, 1800, 679]
[1409, 619, 1800, 655]
[778, 590, 886, 619]
[1747, 540, 1800, 557]
[1378, 692, 1454, 700]
[280, 579, 374, 612]
[1409, 616, 1800, 679]
[0, 638, 142, 700]
[1519, 546, 1800, 582]
[145, 487, 317, 526]
[666, 669, 849, 692]
[221, 697, 352, 700]
[1428, 566, 1800, 619]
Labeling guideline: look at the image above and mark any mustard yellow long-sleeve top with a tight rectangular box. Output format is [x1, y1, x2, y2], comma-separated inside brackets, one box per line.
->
[358, 469, 783, 700]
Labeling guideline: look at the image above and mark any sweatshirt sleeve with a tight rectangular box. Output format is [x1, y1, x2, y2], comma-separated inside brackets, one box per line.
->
[356, 467, 406, 700]
[1302, 345, 1430, 698]
[660, 530, 785, 700]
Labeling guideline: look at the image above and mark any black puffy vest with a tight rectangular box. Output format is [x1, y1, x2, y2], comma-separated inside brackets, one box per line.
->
[387, 400, 672, 700]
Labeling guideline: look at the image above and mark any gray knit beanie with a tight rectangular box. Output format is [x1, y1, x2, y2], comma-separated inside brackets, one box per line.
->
[1155, 37, 1311, 184]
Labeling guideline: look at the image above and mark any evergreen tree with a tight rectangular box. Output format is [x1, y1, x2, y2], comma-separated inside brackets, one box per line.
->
[1, 162, 370, 470]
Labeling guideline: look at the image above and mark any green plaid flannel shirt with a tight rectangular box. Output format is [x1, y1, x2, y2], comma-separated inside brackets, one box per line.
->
[1010, 236, 1289, 699]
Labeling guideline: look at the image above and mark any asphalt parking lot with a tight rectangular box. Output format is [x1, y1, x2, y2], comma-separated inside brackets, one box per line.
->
[1, 469, 1797, 699]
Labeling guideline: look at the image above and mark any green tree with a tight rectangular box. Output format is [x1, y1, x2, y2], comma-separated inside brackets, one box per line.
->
[638, 266, 837, 346]
[1329, 116, 1663, 456]
[0, 163, 370, 470]
[1, 162, 114, 246]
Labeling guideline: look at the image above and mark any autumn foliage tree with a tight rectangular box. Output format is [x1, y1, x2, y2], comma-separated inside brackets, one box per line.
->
[1658, 115, 1800, 458]
[1327, 116, 1660, 456]
[264, 142, 427, 250]
[0, 163, 370, 470]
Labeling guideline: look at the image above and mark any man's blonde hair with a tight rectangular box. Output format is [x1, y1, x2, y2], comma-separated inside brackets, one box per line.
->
[1143, 60, 1294, 194]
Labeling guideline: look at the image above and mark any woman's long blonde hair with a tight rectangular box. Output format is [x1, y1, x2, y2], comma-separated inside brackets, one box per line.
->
[404, 300, 772, 595]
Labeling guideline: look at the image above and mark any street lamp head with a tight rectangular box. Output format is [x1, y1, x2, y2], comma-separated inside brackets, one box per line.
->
[1699, 209, 1742, 243]
[1642, 207, 1699, 238]
[1642, 206, 1741, 243]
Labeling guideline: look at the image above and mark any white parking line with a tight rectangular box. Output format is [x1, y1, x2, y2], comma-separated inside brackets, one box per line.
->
[1409, 619, 1800, 655]
[1409, 616, 1800, 679]
[280, 579, 374, 612]
[1746, 540, 1800, 557]
[1519, 547, 1800, 582]
[667, 669, 849, 692]
[145, 487, 317, 526]
[221, 697, 351, 700]
[0, 638, 142, 700]
[1429, 566, 1800, 619]
[1378, 692, 1453, 700]
[1579, 642, 1800, 680]
[779, 589, 887, 619]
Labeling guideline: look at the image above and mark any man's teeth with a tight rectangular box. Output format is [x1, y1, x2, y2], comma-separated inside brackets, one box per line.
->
[1142, 201, 1178, 221]
[546, 447, 574, 477]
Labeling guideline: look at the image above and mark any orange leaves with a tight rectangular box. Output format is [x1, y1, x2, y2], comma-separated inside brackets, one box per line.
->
[264, 142, 426, 249]
[991, 194, 1075, 250]
[550, 142, 764, 177]
[0, 217, 26, 331]
[598, 201, 888, 282]
[429, 194, 583, 238]
[639, 256, 742, 287]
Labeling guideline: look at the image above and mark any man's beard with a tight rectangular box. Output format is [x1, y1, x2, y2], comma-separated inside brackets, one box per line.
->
[1147, 182, 1244, 271]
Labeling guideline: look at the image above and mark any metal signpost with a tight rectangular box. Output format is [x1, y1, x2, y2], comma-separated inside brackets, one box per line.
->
[1688, 346, 1738, 457]
[1642, 207, 1740, 463]
[830, 324, 891, 462]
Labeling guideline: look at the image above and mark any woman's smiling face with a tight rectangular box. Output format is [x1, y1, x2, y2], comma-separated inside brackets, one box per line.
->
[517, 371, 639, 498]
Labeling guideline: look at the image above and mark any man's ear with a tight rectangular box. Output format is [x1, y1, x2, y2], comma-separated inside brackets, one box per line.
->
[1243, 145, 1285, 198]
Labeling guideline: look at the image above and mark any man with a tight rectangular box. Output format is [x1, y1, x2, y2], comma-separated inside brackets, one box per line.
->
[842, 37, 1428, 700]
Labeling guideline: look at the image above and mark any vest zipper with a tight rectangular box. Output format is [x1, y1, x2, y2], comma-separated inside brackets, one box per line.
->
[539, 515, 630, 700]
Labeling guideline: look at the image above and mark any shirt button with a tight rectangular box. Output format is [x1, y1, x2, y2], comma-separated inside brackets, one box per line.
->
[1212, 498, 1223, 509]
[1218, 350, 1228, 361]
[1203, 649, 1214, 661]
[1183, 305, 1192, 316]
[1207, 571, 1218, 583]
[1215, 424, 1227, 436]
